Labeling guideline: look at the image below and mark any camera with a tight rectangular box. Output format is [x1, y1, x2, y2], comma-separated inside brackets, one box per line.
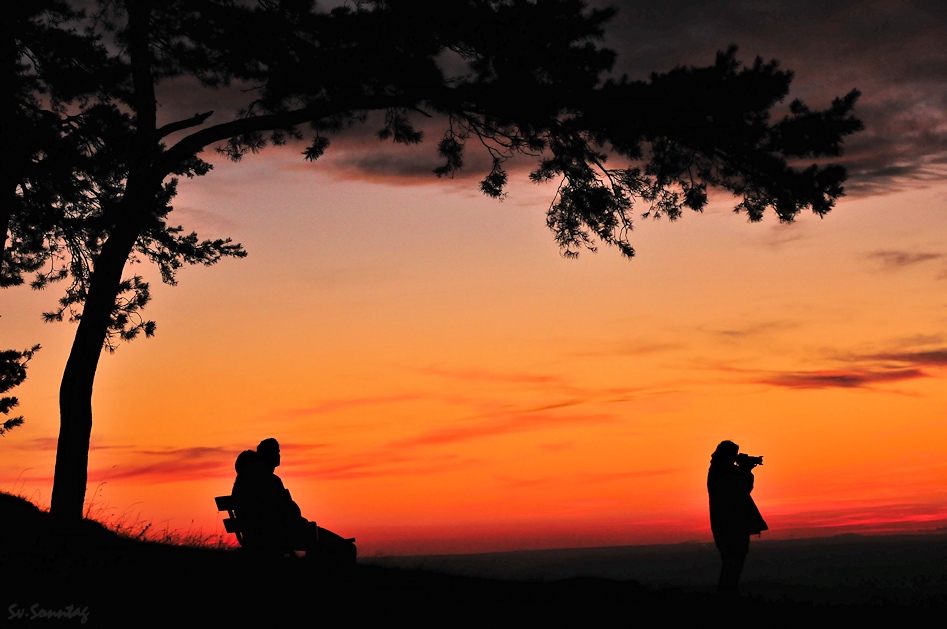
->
[736, 453, 763, 468]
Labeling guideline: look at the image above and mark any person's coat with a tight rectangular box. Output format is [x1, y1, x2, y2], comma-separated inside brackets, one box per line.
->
[708, 466, 768, 537]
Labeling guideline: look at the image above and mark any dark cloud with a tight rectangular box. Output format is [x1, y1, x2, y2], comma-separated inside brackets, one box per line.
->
[865, 250, 945, 270]
[780, 498, 947, 531]
[88, 446, 235, 484]
[154, 78, 250, 142]
[889, 333, 944, 346]
[331, 0, 947, 194]
[321, 149, 493, 186]
[156, 4, 947, 206]
[4, 441, 242, 490]
[601, 0, 947, 196]
[83, 442, 334, 484]
[749, 341, 947, 389]
[841, 96, 947, 195]
[332, 152, 442, 180]
[129, 445, 232, 457]
[144, 2, 947, 197]
[752, 335, 947, 389]
[308, 118, 503, 186]
[744, 335, 947, 390]
[864, 349, 947, 367]
[756, 368, 928, 389]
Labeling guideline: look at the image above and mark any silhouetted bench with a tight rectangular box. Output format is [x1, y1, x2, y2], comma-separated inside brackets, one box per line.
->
[215, 495, 356, 563]
[214, 495, 248, 547]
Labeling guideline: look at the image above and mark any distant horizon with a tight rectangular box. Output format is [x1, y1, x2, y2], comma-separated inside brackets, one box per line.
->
[5, 488, 947, 558]
[379, 527, 947, 559]
[326, 516, 947, 556]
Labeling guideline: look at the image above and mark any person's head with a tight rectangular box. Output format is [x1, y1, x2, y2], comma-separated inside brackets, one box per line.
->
[234, 449, 259, 475]
[711, 440, 739, 465]
[257, 438, 281, 469]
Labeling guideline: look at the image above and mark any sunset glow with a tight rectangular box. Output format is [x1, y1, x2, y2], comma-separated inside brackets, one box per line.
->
[4, 1, 946, 556]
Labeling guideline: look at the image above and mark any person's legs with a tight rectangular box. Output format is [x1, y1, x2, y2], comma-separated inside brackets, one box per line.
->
[716, 533, 749, 596]
[313, 525, 357, 564]
[275, 519, 316, 558]
[288, 519, 355, 564]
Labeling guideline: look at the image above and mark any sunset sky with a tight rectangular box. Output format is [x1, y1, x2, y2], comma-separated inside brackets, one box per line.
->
[4, 0, 946, 555]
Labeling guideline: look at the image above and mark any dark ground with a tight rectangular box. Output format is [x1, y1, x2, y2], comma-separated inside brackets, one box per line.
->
[2, 493, 943, 625]
[369, 533, 947, 607]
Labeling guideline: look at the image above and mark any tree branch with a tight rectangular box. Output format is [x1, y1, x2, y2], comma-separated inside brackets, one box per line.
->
[157, 111, 214, 139]
[158, 92, 428, 178]
[158, 105, 336, 177]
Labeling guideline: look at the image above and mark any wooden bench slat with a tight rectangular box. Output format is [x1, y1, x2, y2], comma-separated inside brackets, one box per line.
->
[222, 517, 241, 534]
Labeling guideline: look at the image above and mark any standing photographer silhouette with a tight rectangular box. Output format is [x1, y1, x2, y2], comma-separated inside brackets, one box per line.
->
[707, 440, 768, 597]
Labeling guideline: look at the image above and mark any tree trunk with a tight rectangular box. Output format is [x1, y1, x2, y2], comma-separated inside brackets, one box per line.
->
[49, 0, 160, 522]
[49, 218, 144, 520]
[0, 199, 10, 273]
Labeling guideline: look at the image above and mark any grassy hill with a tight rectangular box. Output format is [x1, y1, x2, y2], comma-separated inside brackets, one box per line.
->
[1, 493, 939, 623]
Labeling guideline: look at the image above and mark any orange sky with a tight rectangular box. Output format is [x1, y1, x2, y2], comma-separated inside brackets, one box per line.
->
[4, 0, 947, 556]
[4, 146, 946, 554]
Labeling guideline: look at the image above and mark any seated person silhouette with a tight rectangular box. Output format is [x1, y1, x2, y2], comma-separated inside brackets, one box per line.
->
[231, 438, 355, 563]
[707, 440, 767, 597]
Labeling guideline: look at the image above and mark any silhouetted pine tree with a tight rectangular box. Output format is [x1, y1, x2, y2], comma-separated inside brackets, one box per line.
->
[6, 1, 862, 520]
[0, 345, 39, 437]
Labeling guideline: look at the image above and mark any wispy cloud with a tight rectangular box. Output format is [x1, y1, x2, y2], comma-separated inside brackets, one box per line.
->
[393, 411, 618, 447]
[758, 222, 811, 248]
[499, 468, 673, 489]
[171, 205, 241, 235]
[418, 366, 568, 388]
[309, 454, 477, 481]
[576, 469, 677, 484]
[755, 368, 927, 390]
[727, 340, 947, 391]
[567, 341, 682, 358]
[80, 441, 335, 485]
[10, 437, 58, 452]
[861, 349, 947, 368]
[865, 250, 945, 270]
[705, 320, 798, 340]
[775, 500, 947, 533]
[280, 395, 422, 418]
[416, 366, 665, 405]
[276, 111, 501, 187]
[88, 446, 236, 484]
